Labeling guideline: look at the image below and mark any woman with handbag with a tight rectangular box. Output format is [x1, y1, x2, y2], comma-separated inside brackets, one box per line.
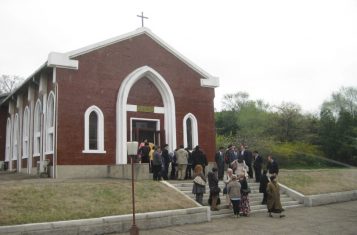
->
[227, 174, 241, 217]
[192, 164, 206, 205]
[239, 174, 251, 216]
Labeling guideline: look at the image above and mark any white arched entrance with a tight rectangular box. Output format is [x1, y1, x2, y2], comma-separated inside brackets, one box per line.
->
[116, 66, 176, 164]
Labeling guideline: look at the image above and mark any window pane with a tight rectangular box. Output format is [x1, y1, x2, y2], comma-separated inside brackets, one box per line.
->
[186, 118, 192, 150]
[89, 112, 98, 150]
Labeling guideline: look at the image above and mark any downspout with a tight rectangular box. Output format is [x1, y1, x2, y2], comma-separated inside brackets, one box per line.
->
[53, 67, 58, 179]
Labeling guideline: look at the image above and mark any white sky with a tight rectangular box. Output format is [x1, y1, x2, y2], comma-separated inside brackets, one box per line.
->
[1, 0, 357, 113]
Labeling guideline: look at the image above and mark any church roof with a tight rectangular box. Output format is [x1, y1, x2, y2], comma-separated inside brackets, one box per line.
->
[1, 28, 219, 105]
[48, 27, 219, 88]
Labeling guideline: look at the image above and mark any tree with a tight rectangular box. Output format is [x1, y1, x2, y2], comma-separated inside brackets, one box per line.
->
[0, 74, 24, 94]
[221, 91, 251, 111]
[272, 102, 303, 142]
[322, 86, 357, 118]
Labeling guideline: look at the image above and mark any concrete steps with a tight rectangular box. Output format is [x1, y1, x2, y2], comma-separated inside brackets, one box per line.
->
[169, 179, 303, 219]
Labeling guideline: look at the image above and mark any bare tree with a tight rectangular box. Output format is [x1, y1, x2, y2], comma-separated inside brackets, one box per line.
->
[0, 75, 24, 94]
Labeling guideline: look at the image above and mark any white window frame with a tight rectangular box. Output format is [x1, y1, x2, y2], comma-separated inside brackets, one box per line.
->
[33, 99, 42, 156]
[183, 113, 199, 150]
[45, 92, 55, 154]
[83, 105, 106, 154]
[22, 106, 30, 159]
[13, 113, 19, 160]
[5, 118, 11, 162]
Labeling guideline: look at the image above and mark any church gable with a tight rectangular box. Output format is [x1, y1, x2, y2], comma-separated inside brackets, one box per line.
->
[48, 28, 219, 88]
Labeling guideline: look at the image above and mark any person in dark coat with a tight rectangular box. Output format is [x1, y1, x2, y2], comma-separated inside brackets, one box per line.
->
[259, 170, 269, 204]
[152, 146, 162, 181]
[161, 144, 170, 180]
[267, 155, 279, 176]
[239, 174, 251, 216]
[267, 175, 285, 218]
[253, 150, 263, 182]
[225, 144, 237, 170]
[215, 146, 225, 180]
[240, 144, 253, 179]
[192, 164, 206, 205]
[185, 148, 193, 179]
[170, 150, 177, 180]
[192, 145, 208, 175]
[138, 142, 150, 163]
[208, 167, 220, 211]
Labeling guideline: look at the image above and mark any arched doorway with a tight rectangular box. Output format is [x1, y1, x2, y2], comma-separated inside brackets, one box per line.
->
[116, 66, 176, 164]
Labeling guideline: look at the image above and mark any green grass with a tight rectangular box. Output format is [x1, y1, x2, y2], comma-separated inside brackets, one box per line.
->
[0, 179, 196, 226]
[279, 168, 357, 195]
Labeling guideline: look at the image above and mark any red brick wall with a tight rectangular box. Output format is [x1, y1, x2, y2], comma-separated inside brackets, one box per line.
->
[56, 33, 216, 165]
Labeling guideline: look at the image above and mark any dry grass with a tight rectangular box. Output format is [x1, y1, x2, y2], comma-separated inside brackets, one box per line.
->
[0, 178, 196, 226]
[279, 168, 357, 195]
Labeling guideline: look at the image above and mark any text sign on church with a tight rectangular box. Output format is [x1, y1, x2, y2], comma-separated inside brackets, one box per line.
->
[137, 105, 154, 113]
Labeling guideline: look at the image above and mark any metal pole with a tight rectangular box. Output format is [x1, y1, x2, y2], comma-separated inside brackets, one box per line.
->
[130, 155, 139, 235]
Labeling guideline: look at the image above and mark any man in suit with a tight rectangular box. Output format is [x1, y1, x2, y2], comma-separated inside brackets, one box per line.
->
[267, 155, 279, 176]
[253, 150, 263, 182]
[215, 146, 225, 180]
[240, 144, 253, 179]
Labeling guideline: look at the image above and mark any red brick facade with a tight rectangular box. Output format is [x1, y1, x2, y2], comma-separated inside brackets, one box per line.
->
[1, 29, 217, 173]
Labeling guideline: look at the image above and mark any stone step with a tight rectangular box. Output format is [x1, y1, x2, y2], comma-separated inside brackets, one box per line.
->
[173, 185, 260, 191]
[211, 203, 303, 219]
[167, 180, 303, 219]
[191, 194, 295, 207]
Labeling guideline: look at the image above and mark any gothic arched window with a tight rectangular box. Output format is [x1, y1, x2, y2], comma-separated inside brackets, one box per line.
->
[183, 113, 198, 150]
[83, 105, 105, 153]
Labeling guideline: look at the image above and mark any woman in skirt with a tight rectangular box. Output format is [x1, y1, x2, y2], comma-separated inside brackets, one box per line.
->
[239, 174, 251, 216]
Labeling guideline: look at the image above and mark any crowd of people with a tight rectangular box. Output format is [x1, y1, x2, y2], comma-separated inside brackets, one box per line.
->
[137, 140, 208, 181]
[137, 140, 285, 218]
[195, 144, 285, 218]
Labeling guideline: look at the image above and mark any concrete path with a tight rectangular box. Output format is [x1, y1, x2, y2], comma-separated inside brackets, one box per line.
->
[119, 200, 357, 235]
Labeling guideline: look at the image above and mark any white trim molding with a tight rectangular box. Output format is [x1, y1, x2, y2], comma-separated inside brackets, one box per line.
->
[22, 106, 30, 159]
[12, 113, 19, 160]
[83, 105, 106, 154]
[117, 66, 176, 164]
[45, 91, 55, 154]
[5, 118, 12, 162]
[183, 113, 199, 150]
[47, 52, 79, 70]
[33, 99, 42, 157]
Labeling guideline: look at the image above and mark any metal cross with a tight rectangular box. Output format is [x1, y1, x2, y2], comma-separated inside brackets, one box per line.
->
[137, 12, 149, 27]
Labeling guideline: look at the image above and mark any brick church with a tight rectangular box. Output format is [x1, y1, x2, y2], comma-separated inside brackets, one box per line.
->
[0, 27, 219, 178]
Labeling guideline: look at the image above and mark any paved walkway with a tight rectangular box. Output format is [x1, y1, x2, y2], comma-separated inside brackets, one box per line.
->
[119, 200, 357, 235]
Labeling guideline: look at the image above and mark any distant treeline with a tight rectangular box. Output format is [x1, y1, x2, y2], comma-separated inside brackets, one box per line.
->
[215, 87, 357, 166]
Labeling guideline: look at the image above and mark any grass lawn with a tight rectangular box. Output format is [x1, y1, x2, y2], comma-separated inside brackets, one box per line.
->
[279, 168, 357, 195]
[0, 178, 196, 226]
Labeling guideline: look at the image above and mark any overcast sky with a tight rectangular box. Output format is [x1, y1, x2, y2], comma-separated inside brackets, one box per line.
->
[1, 0, 357, 113]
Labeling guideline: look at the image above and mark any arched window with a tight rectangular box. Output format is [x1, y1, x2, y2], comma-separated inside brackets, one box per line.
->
[22, 106, 30, 159]
[34, 100, 42, 156]
[83, 105, 105, 153]
[186, 118, 193, 149]
[5, 118, 11, 161]
[13, 114, 19, 160]
[183, 113, 199, 150]
[46, 92, 55, 153]
[89, 111, 98, 149]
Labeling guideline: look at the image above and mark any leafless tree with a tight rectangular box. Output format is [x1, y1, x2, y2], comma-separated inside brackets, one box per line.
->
[0, 74, 24, 94]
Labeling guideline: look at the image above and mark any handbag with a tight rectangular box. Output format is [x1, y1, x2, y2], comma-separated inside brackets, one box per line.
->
[242, 187, 251, 194]
[211, 186, 221, 194]
[223, 186, 227, 194]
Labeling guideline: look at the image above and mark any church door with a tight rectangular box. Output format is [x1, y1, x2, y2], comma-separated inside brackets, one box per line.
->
[132, 119, 161, 146]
